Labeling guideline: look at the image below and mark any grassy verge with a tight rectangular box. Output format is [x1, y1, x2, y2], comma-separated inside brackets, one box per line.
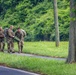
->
[13, 41, 68, 58]
[0, 52, 76, 75]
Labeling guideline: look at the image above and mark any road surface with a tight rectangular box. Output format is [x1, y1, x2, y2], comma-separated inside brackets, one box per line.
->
[0, 66, 39, 75]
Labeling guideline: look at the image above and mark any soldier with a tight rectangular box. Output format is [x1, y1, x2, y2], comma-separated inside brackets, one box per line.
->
[0, 27, 5, 52]
[15, 27, 26, 53]
[7, 25, 15, 53]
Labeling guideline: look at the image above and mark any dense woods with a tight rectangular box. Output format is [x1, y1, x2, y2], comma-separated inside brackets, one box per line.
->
[0, 0, 70, 41]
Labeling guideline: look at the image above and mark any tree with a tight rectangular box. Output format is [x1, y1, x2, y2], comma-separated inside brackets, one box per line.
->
[66, 0, 76, 63]
[53, 0, 60, 47]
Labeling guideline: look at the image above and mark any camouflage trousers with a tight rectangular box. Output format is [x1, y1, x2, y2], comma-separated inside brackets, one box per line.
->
[0, 40, 5, 52]
[17, 40, 24, 53]
[7, 38, 14, 53]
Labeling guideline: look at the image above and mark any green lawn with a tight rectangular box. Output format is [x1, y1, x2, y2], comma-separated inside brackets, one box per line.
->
[1, 42, 76, 75]
[0, 52, 76, 75]
[14, 41, 68, 58]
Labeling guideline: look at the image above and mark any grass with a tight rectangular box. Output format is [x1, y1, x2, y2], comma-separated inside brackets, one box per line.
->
[0, 52, 76, 75]
[13, 41, 68, 58]
[1, 42, 76, 75]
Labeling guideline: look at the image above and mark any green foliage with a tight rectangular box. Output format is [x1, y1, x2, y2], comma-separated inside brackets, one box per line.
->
[0, 0, 70, 41]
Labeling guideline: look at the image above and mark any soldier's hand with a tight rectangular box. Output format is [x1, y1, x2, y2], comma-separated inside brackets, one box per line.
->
[12, 36, 14, 38]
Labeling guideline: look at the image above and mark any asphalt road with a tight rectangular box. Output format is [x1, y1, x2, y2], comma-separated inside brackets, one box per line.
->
[0, 66, 39, 75]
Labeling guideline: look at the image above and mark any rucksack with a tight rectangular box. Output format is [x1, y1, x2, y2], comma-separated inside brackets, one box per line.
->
[21, 29, 26, 37]
[4, 28, 8, 37]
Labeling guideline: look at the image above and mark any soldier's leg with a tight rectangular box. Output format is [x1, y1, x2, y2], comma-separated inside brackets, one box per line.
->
[7, 40, 11, 53]
[0, 42, 1, 51]
[18, 42, 21, 53]
[8, 43, 11, 53]
[2, 42, 5, 51]
[0, 42, 2, 51]
[1, 40, 5, 52]
[21, 45, 23, 53]
[0, 38, 3, 51]
[11, 41, 14, 53]
[1, 42, 3, 52]
[3, 42, 5, 50]
[21, 41, 23, 53]
[18, 42, 19, 52]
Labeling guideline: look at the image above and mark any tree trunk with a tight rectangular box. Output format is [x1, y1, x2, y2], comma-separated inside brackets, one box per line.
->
[66, 0, 76, 63]
[53, 0, 60, 47]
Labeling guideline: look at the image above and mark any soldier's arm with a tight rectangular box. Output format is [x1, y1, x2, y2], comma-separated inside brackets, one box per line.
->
[20, 31, 23, 41]
[0, 31, 5, 38]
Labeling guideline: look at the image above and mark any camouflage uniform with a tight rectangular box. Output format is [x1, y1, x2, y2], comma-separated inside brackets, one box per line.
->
[0, 28, 5, 52]
[7, 27, 14, 53]
[15, 29, 26, 53]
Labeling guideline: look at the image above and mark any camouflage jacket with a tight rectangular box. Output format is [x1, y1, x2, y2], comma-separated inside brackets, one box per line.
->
[7, 28, 14, 38]
[0, 30, 4, 38]
[15, 30, 24, 41]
